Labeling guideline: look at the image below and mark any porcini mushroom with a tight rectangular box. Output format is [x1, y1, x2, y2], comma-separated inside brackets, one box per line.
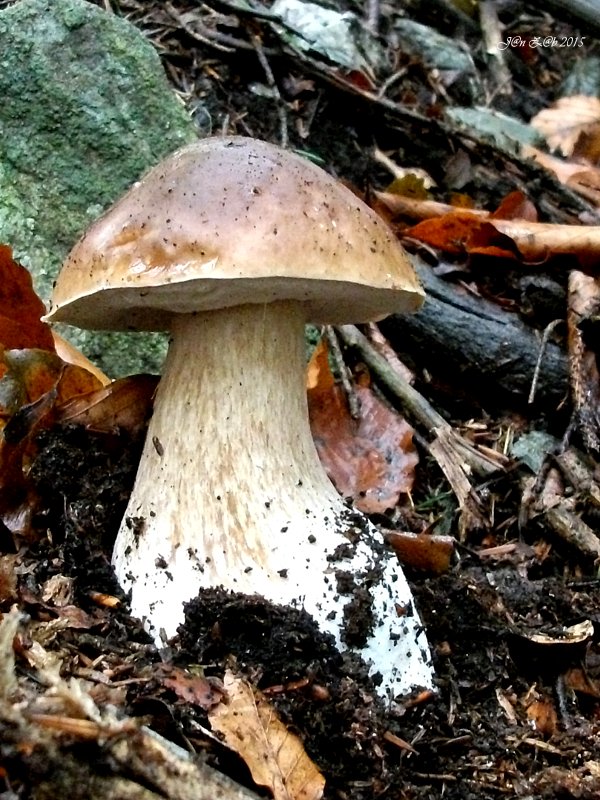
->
[45, 136, 432, 700]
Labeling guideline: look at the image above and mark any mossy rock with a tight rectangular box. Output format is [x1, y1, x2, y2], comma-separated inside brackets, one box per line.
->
[0, 0, 198, 375]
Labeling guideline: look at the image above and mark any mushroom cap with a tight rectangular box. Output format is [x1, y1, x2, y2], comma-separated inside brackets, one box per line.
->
[46, 137, 423, 330]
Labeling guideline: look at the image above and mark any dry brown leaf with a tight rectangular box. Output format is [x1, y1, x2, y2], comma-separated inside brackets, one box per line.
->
[564, 667, 600, 698]
[56, 374, 158, 434]
[51, 331, 111, 386]
[531, 96, 600, 160]
[0, 245, 55, 352]
[525, 696, 558, 737]
[523, 145, 600, 206]
[403, 209, 600, 266]
[209, 670, 325, 800]
[385, 531, 454, 574]
[0, 351, 106, 541]
[157, 664, 225, 710]
[490, 190, 538, 222]
[307, 339, 418, 514]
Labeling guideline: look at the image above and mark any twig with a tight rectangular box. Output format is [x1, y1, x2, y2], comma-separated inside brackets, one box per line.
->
[365, 0, 380, 35]
[365, 322, 414, 386]
[337, 325, 507, 535]
[520, 454, 600, 561]
[554, 448, 600, 508]
[166, 3, 257, 53]
[324, 326, 361, 419]
[545, 504, 600, 560]
[529, 319, 563, 404]
[337, 325, 503, 478]
[539, 0, 600, 37]
[251, 33, 289, 148]
[479, 1, 513, 97]
[567, 270, 600, 453]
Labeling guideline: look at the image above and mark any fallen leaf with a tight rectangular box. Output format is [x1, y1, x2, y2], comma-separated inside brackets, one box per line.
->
[52, 331, 111, 386]
[564, 667, 600, 698]
[496, 687, 518, 725]
[385, 531, 454, 574]
[209, 670, 325, 800]
[52, 605, 99, 629]
[56, 374, 158, 434]
[0, 350, 104, 541]
[157, 664, 225, 711]
[0, 245, 54, 351]
[41, 574, 74, 607]
[405, 210, 600, 265]
[523, 145, 600, 206]
[404, 213, 521, 259]
[525, 696, 557, 737]
[0, 350, 103, 431]
[307, 339, 418, 513]
[491, 190, 538, 222]
[0, 350, 63, 422]
[386, 173, 431, 199]
[531, 95, 600, 160]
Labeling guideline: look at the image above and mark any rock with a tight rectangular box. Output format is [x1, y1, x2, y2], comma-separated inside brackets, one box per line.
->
[0, 0, 198, 376]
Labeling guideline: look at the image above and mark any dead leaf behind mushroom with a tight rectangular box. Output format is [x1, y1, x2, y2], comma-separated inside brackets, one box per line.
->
[307, 338, 418, 514]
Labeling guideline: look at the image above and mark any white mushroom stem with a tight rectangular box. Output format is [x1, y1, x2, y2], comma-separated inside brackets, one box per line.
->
[112, 300, 432, 699]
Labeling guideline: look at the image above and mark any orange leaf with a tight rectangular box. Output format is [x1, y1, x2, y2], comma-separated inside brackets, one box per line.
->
[55, 363, 107, 405]
[52, 331, 111, 386]
[525, 696, 557, 737]
[0, 245, 54, 351]
[491, 190, 538, 222]
[56, 374, 158, 435]
[0, 351, 105, 542]
[0, 350, 64, 421]
[306, 339, 334, 392]
[523, 145, 600, 205]
[308, 340, 418, 514]
[466, 221, 522, 259]
[405, 211, 485, 254]
[385, 531, 454, 574]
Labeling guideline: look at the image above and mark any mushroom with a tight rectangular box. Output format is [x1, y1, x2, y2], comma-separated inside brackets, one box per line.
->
[45, 136, 432, 700]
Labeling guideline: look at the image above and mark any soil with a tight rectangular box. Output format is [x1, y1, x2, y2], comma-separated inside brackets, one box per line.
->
[2, 1, 600, 798]
[5, 422, 600, 799]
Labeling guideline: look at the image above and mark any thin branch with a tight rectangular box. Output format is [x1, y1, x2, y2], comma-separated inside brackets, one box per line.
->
[251, 33, 289, 148]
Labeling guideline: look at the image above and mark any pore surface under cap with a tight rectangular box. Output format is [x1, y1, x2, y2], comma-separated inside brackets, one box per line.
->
[46, 136, 423, 330]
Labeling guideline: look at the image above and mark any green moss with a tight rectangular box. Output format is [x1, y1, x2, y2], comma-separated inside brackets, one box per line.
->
[0, 0, 197, 376]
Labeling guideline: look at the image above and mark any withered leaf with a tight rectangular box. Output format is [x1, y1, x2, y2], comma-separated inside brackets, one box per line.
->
[0, 245, 54, 351]
[308, 339, 418, 514]
[56, 374, 158, 435]
[157, 664, 225, 710]
[209, 670, 325, 800]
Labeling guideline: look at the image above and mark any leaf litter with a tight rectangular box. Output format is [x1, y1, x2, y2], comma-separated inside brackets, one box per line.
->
[3, 0, 600, 796]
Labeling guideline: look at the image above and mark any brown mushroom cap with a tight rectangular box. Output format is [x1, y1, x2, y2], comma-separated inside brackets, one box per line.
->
[46, 136, 423, 330]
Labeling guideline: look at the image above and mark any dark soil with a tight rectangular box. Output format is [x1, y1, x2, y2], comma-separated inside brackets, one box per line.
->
[2, 1, 600, 798]
[3, 412, 599, 799]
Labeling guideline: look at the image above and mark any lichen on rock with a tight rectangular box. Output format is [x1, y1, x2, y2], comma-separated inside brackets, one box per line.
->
[0, 0, 198, 375]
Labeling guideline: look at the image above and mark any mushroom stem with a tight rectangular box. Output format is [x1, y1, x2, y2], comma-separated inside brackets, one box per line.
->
[113, 300, 432, 699]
